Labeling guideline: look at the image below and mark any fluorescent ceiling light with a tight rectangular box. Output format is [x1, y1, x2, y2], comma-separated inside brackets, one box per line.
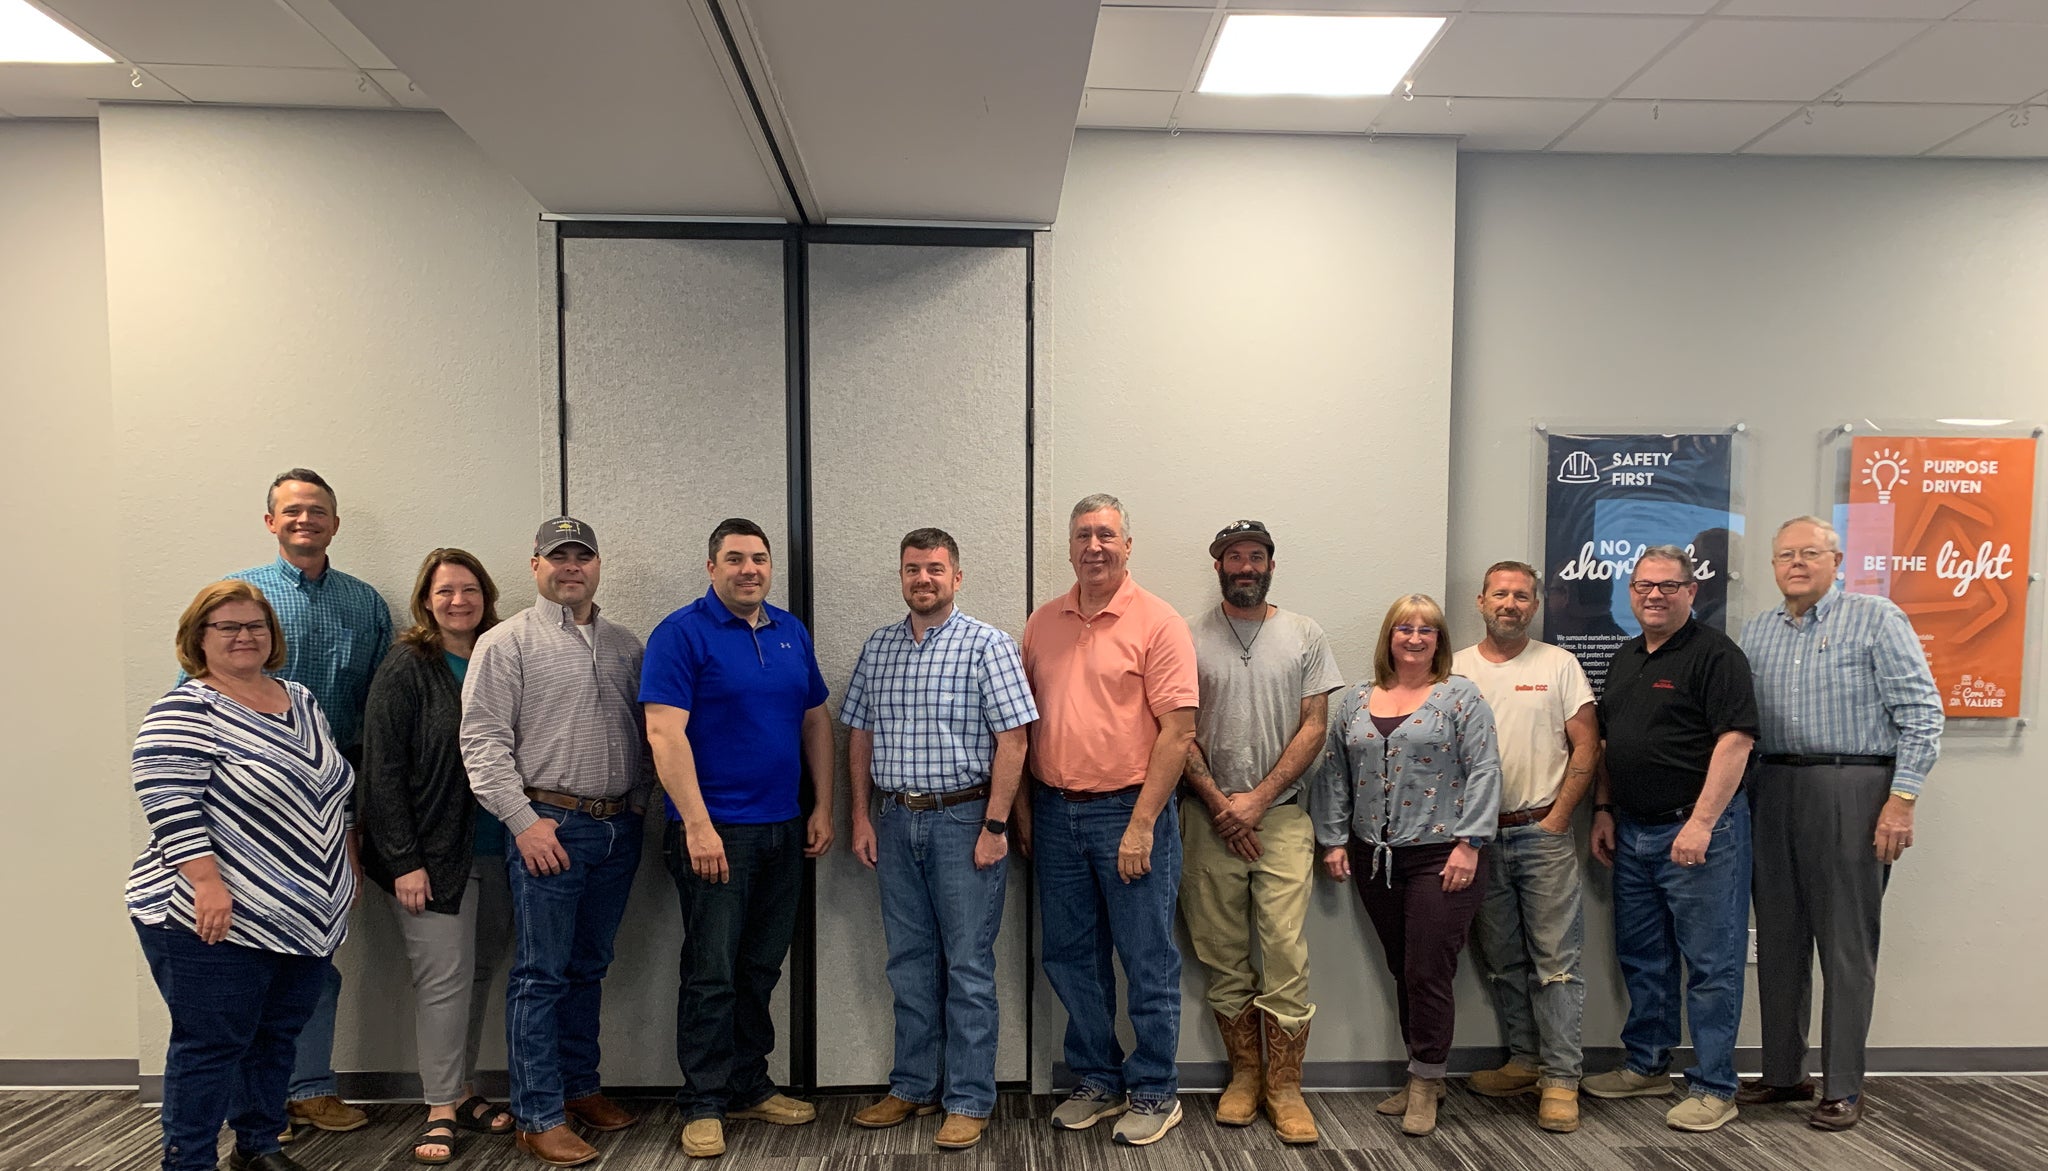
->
[1199, 14, 1444, 98]
[0, 0, 110, 63]
[1935, 418, 2014, 427]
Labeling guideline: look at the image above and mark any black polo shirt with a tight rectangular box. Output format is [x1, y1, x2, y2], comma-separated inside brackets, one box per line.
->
[1599, 618, 1759, 819]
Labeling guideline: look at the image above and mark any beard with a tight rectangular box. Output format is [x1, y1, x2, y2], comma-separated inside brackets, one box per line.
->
[1484, 611, 1530, 641]
[1218, 566, 1273, 609]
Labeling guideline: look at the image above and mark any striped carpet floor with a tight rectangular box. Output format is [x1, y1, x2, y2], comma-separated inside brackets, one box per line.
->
[4, 1077, 2044, 1170]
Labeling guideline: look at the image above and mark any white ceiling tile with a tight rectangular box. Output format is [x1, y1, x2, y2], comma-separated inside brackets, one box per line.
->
[1621, 19, 1926, 101]
[1930, 106, 2048, 155]
[368, 69, 435, 109]
[1370, 95, 1596, 148]
[1720, 0, 1965, 16]
[1174, 92, 1387, 132]
[1742, 101, 2003, 154]
[1077, 87, 1179, 127]
[1410, 15, 1692, 98]
[1953, 0, 2048, 20]
[1840, 22, 2048, 104]
[41, 0, 355, 67]
[1227, 0, 1461, 10]
[1553, 98, 1803, 151]
[283, 0, 395, 69]
[146, 65, 394, 107]
[1087, 7, 1212, 91]
[1474, 1, 1717, 13]
[0, 61, 185, 114]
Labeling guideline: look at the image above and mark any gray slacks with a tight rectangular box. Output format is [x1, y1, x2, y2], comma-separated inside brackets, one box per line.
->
[1751, 761, 1891, 1100]
[389, 858, 516, 1105]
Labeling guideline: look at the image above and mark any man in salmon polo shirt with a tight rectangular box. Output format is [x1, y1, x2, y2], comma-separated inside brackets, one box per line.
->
[1022, 493, 1199, 1147]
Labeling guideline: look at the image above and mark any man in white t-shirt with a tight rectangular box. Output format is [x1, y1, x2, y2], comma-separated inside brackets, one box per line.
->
[1451, 560, 1599, 1134]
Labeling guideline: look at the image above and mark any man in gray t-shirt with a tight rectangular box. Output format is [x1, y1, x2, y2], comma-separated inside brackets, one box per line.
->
[1181, 520, 1344, 1144]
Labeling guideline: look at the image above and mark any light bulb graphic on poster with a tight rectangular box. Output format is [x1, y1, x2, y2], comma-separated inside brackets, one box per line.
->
[1839, 435, 2037, 718]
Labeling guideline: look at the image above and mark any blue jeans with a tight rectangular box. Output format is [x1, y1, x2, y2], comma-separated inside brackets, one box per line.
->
[875, 794, 1007, 1118]
[504, 805, 642, 1132]
[1472, 821, 1586, 1086]
[664, 817, 803, 1122]
[1611, 799, 1751, 1100]
[1033, 782, 1182, 1107]
[284, 961, 342, 1102]
[136, 920, 327, 1171]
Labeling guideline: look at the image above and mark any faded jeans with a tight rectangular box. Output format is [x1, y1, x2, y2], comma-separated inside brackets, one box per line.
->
[1471, 821, 1586, 1087]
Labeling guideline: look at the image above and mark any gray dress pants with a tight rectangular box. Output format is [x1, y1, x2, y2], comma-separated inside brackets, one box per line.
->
[390, 858, 516, 1105]
[1751, 761, 1892, 1100]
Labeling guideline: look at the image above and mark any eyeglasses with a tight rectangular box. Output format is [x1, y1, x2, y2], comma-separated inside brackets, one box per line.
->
[1772, 547, 1833, 565]
[1392, 624, 1438, 638]
[1629, 580, 1690, 596]
[205, 620, 270, 637]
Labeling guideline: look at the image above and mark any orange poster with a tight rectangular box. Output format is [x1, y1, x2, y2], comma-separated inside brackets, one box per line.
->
[1843, 436, 2037, 718]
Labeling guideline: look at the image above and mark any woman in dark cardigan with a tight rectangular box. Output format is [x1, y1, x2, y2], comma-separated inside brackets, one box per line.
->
[361, 548, 515, 1164]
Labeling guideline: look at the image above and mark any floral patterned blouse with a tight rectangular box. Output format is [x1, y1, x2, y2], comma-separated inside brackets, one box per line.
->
[1309, 675, 1502, 882]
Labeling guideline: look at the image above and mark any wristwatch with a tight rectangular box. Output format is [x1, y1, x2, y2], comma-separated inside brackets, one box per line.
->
[984, 818, 1009, 836]
[1462, 836, 1488, 850]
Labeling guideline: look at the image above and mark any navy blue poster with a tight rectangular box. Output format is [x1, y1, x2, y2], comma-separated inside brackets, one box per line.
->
[1543, 432, 1741, 693]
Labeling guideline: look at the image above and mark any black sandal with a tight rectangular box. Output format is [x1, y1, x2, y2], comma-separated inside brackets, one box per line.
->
[451, 1095, 514, 1135]
[413, 1121, 460, 1166]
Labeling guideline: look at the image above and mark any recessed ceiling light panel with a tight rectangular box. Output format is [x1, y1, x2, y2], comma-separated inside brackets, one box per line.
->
[0, 0, 111, 64]
[1198, 14, 1445, 98]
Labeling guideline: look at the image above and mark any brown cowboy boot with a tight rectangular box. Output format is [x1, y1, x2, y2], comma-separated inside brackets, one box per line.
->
[1260, 1010, 1318, 1144]
[1213, 1007, 1264, 1126]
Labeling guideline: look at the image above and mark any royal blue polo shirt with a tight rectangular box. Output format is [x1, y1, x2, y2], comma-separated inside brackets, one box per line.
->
[640, 587, 830, 824]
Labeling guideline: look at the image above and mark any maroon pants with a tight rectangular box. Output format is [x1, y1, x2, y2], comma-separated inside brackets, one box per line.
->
[1351, 840, 1489, 1075]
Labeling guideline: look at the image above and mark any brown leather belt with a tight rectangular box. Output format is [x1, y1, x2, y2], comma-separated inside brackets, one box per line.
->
[888, 783, 991, 811]
[526, 787, 631, 820]
[1498, 802, 1555, 829]
[1055, 783, 1143, 803]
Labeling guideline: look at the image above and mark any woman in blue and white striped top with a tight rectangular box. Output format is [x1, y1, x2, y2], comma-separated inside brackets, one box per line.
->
[128, 579, 355, 1171]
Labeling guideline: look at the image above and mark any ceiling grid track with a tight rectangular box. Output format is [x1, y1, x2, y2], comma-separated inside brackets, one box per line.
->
[695, 0, 818, 225]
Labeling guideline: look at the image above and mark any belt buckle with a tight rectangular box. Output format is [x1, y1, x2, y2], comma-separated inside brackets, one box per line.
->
[588, 797, 621, 820]
[901, 792, 939, 811]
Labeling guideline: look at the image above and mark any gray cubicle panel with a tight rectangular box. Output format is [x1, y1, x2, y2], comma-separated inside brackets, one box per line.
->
[559, 234, 794, 1085]
[806, 242, 1033, 1088]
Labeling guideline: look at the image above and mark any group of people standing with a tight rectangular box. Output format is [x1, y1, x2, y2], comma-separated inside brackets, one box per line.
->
[126, 471, 1940, 1171]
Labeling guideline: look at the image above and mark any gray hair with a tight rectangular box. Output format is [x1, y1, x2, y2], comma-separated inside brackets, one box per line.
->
[1069, 493, 1130, 537]
[1634, 544, 1697, 583]
[1774, 515, 1841, 552]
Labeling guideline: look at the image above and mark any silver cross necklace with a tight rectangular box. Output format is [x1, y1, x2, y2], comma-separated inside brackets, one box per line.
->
[1223, 605, 1267, 664]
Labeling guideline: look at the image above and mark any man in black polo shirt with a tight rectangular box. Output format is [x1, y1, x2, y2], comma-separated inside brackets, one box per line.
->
[1582, 545, 1757, 1134]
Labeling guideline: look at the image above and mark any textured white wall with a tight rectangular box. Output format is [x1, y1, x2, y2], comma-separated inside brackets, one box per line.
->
[1044, 130, 1460, 1082]
[96, 105, 545, 1075]
[1451, 153, 2048, 1050]
[0, 121, 137, 1062]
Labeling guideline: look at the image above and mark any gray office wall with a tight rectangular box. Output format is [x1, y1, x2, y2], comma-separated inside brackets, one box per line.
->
[806, 242, 1034, 1087]
[558, 235, 792, 1084]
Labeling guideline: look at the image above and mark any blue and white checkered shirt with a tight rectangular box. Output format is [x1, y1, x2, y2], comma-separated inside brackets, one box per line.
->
[222, 557, 394, 753]
[840, 608, 1039, 795]
[1739, 587, 1943, 795]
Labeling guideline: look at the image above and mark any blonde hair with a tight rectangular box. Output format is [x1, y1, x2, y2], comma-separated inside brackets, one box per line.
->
[1373, 593, 1453, 687]
[175, 580, 286, 677]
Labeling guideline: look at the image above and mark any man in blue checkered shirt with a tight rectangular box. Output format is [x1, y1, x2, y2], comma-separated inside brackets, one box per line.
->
[842, 528, 1038, 1152]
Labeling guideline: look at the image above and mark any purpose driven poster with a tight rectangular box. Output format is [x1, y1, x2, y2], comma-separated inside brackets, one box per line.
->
[1544, 433, 1740, 693]
[1841, 435, 2037, 718]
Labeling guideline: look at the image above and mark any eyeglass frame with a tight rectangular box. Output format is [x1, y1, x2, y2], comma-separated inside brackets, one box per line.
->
[204, 620, 272, 637]
[1627, 580, 1693, 597]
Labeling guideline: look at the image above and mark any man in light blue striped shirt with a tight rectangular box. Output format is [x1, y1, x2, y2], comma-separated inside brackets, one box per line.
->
[1736, 515, 1941, 1133]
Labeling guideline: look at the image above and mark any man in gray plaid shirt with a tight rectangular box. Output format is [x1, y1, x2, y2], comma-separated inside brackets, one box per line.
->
[841, 528, 1038, 1151]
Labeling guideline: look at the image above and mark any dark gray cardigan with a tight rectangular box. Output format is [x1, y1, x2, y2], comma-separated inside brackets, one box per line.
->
[360, 642, 478, 914]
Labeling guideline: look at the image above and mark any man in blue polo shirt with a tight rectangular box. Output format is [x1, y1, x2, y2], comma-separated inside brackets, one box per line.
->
[642, 518, 835, 1160]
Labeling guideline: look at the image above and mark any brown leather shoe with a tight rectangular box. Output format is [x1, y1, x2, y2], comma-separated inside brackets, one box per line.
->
[934, 1113, 988, 1149]
[852, 1094, 939, 1129]
[517, 1124, 599, 1167]
[1735, 1078, 1815, 1106]
[287, 1095, 369, 1132]
[1809, 1096, 1864, 1131]
[564, 1093, 636, 1132]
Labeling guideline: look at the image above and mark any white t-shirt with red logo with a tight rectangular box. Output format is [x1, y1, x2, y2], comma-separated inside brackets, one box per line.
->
[1452, 640, 1595, 814]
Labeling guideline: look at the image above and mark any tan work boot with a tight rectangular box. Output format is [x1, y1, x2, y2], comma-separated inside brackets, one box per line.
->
[730, 1093, 816, 1125]
[287, 1095, 369, 1132]
[1212, 1007, 1264, 1126]
[934, 1114, 988, 1149]
[1376, 1076, 1444, 1116]
[851, 1094, 939, 1129]
[679, 1117, 725, 1158]
[1401, 1076, 1444, 1137]
[1259, 1011, 1318, 1144]
[1469, 1060, 1541, 1098]
[1538, 1086, 1580, 1133]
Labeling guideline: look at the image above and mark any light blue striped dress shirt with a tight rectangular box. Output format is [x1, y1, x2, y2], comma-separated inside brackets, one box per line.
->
[1739, 587, 1943, 795]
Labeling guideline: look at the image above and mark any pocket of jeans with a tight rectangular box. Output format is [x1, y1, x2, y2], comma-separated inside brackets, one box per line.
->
[942, 797, 988, 827]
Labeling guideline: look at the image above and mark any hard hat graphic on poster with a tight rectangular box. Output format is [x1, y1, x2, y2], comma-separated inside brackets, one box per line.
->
[1842, 435, 2038, 719]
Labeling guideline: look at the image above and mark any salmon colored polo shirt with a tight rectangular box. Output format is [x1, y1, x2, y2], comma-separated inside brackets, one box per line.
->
[1022, 574, 1199, 793]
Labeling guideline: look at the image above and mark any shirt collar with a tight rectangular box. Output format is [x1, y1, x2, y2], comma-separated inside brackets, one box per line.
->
[900, 605, 963, 641]
[273, 554, 328, 588]
[1772, 585, 1840, 627]
[536, 596, 598, 629]
[701, 585, 778, 628]
[1637, 616, 1698, 657]
[1059, 573, 1138, 619]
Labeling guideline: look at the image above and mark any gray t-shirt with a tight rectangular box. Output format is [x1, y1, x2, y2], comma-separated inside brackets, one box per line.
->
[1189, 604, 1346, 798]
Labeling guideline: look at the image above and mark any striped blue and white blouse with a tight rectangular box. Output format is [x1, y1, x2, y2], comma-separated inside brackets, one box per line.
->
[126, 679, 356, 956]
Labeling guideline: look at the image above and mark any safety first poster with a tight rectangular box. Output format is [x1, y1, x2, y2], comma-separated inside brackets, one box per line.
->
[1842, 436, 2037, 718]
